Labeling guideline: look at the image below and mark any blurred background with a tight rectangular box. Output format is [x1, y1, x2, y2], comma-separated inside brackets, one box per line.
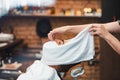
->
[0, 0, 120, 80]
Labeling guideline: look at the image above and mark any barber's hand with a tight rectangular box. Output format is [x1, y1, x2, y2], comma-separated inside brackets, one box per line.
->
[89, 25, 110, 39]
[48, 26, 69, 40]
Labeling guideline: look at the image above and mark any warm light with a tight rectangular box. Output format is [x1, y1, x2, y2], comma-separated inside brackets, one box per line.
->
[83, 8, 92, 13]
[23, 6, 28, 11]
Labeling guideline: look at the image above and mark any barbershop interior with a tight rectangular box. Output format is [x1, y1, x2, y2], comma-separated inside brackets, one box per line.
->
[0, 0, 120, 80]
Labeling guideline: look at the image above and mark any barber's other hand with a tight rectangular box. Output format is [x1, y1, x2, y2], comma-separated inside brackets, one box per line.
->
[48, 26, 69, 40]
[89, 25, 110, 39]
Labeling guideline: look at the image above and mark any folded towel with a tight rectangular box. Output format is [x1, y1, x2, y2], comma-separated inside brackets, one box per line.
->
[41, 25, 95, 65]
[17, 60, 60, 80]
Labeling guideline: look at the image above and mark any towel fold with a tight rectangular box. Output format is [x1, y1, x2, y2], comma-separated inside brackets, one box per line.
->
[17, 60, 60, 80]
[41, 25, 95, 65]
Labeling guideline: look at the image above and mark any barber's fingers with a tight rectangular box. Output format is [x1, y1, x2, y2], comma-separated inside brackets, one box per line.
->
[48, 31, 56, 40]
[89, 26, 101, 35]
[89, 26, 98, 32]
[89, 30, 99, 35]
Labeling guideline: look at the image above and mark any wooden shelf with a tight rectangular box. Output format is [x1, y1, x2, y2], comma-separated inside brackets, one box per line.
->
[2, 15, 101, 19]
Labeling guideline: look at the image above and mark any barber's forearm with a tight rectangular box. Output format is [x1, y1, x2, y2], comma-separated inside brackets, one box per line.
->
[67, 21, 120, 33]
[103, 21, 120, 33]
[67, 24, 90, 33]
[104, 33, 120, 55]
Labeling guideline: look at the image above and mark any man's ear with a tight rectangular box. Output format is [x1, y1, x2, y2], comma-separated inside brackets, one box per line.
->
[55, 39, 64, 45]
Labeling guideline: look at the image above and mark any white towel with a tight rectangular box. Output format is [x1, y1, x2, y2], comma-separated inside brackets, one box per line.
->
[17, 60, 60, 80]
[41, 25, 95, 65]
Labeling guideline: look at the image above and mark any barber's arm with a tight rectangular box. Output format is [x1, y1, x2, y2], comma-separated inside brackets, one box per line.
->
[89, 21, 120, 55]
[48, 24, 90, 40]
[103, 21, 120, 33]
[103, 21, 120, 55]
[103, 31, 120, 55]
[48, 21, 120, 40]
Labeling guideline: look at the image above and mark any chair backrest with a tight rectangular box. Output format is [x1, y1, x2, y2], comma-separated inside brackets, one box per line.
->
[36, 18, 52, 38]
